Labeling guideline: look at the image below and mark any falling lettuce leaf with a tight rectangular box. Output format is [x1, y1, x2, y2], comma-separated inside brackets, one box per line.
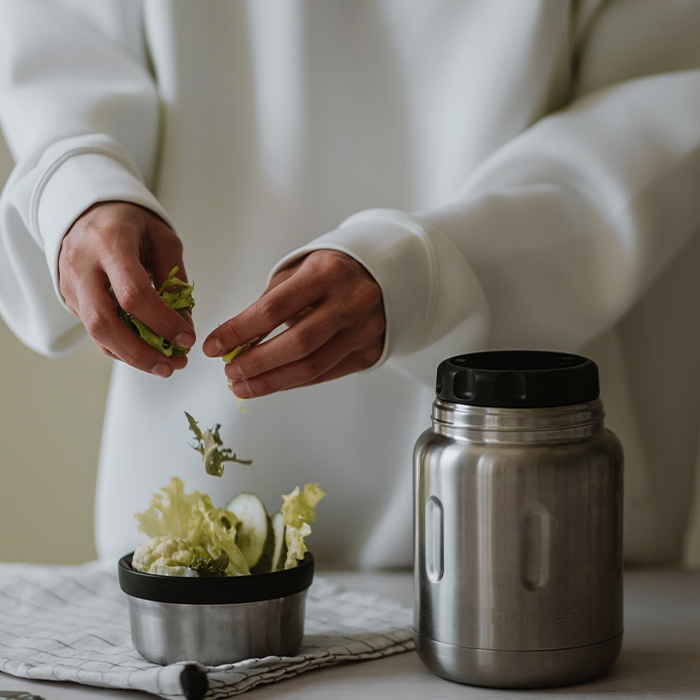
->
[116, 266, 195, 357]
[185, 411, 252, 477]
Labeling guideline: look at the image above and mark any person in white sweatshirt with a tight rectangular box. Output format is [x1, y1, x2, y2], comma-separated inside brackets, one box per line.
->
[2, 0, 700, 569]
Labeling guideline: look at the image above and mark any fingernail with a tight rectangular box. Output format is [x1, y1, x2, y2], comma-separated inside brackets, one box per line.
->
[228, 361, 245, 380]
[174, 331, 195, 348]
[232, 380, 252, 398]
[203, 337, 224, 356]
[152, 362, 172, 378]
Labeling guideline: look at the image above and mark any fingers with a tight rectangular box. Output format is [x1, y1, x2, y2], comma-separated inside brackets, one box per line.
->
[61, 214, 385, 391]
[205, 250, 386, 398]
[76, 271, 187, 376]
[58, 202, 195, 376]
[202, 267, 322, 359]
[227, 320, 384, 397]
[106, 253, 195, 350]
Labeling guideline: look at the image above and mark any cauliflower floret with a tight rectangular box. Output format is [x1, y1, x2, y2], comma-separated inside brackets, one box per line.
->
[153, 565, 198, 577]
[132, 535, 221, 577]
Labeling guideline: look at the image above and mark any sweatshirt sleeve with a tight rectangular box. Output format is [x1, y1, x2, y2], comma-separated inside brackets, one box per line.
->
[272, 3, 700, 385]
[0, 0, 168, 356]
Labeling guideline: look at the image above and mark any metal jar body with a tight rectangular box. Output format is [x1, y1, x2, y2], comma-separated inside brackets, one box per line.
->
[414, 353, 623, 688]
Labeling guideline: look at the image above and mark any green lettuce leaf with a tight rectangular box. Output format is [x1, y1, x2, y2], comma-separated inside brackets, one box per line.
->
[222, 336, 259, 363]
[134, 477, 249, 576]
[185, 412, 253, 477]
[117, 266, 195, 357]
[193, 504, 251, 576]
[280, 483, 326, 569]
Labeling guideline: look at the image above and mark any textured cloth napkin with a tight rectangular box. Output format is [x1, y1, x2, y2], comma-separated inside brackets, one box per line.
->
[0, 560, 414, 698]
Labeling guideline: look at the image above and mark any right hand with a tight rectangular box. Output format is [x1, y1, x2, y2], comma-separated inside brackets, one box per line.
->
[58, 201, 195, 377]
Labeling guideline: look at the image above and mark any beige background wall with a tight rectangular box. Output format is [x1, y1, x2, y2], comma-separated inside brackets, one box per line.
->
[0, 134, 111, 564]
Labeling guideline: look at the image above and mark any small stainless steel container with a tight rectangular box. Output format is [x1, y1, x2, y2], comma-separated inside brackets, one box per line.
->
[414, 351, 623, 688]
[118, 552, 314, 665]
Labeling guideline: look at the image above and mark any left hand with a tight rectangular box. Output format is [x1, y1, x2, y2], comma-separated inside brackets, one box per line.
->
[202, 250, 385, 397]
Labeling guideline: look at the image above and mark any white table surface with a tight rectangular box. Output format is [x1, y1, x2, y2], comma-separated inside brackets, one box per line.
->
[1, 567, 698, 699]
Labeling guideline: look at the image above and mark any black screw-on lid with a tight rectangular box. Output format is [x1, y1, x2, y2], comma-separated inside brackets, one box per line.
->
[436, 350, 599, 408]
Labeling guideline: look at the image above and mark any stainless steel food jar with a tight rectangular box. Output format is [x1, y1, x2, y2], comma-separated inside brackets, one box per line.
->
[414, 350, 623, 688]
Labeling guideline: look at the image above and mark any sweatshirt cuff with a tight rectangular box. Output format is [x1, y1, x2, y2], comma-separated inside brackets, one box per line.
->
[269, 208, 488, 373]
[32, 140, 173, 303]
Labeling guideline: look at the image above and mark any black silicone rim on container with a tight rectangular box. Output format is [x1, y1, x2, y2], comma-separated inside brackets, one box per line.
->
[118, 552, 314, 605]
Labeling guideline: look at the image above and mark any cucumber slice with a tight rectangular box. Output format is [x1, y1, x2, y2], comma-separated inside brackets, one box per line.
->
[270, 510, 288, 571]
[225, 492, 274, 573]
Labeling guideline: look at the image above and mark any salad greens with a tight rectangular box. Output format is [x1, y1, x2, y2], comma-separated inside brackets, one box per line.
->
[116, 266, 195, 357]
[222, 336, 259, 364]
[281, 483, 326, 569]
[185, 411, 252, 477]
[134, 477, 250, 576]
[131, 413, 325, 577]
[223, 337, 260, 412]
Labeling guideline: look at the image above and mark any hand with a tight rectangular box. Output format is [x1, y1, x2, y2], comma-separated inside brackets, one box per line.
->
[203, 250, 385, 397]
[58, 201, 195, 377]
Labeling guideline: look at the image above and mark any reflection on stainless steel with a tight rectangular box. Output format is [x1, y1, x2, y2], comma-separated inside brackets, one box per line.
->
[118, 552, 314, 666]
[126, 590, 308, 666]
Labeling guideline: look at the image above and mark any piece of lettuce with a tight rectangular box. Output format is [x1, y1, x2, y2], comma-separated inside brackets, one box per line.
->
[185, 412, 252, 477]
[134, 477, 250, 576]
[133, 417, 325, 577]
[280, 483, 326, 569]
[117, 266, 195, 357]
[222, 336, 259, 363]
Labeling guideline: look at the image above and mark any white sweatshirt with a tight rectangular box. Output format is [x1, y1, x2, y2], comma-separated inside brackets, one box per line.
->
[2, 0, 700, 567]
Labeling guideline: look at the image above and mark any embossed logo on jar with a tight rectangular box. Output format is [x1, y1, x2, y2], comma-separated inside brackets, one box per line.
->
[491, 608, 576, 625]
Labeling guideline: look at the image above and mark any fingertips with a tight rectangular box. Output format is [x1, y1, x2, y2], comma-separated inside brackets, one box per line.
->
[150, 361, 174, 378]
[225, 360, 245, 381]
[112, 277, 196, 352]
[230, 379, 252, 399]
[173, 329, 196, 349]
[172, 354, 189, 372]
[203, 313, 261, 358]
[202, 333, 225, 357]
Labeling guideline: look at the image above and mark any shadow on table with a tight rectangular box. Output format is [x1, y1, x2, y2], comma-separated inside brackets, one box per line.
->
[535, 648, 699, 696]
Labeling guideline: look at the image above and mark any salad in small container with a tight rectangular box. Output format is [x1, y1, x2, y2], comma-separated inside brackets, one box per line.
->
[118, 412, 324, 665]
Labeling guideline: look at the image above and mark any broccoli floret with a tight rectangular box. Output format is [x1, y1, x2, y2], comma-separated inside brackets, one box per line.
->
[189, 550, 230, 577]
